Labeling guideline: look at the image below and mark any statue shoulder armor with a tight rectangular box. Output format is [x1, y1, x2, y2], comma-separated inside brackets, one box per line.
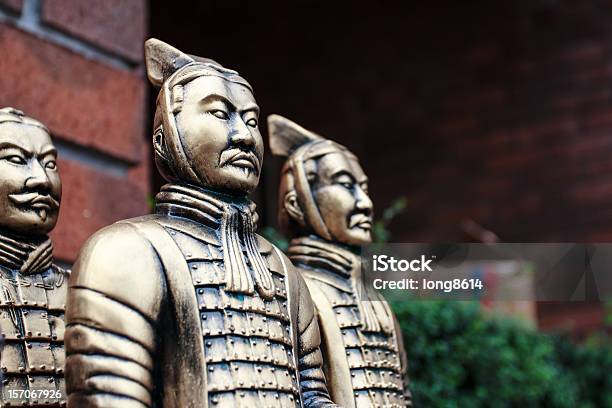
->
[69, 218, 167, 320]
[255, 233, 274, 255]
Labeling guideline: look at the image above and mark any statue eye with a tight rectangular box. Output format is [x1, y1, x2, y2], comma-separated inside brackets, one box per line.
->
[5, 155, 26, 165]
[210, 110, 229, 120]
[336, 180, 353, 190]
[45, 160, 57, 170]
[246, 118, 258, 128]
[334, 174, 355, 190]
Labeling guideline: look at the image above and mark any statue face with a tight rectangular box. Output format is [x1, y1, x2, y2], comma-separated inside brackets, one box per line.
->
[175, 75, 262, 195]
[310, 151, 373, 246]
[0, 123, 61, 236]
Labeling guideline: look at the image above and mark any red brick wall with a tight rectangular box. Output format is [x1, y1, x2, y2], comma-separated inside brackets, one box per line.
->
[0, 0, 149, 263]
[370, 2, 612, 245]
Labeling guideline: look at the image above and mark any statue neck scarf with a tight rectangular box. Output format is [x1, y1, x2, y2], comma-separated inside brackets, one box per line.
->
[287, 235, 354, 278]
[155, 183, 275, 299]
[0, 229, 53, 275]
[287, 235, 393, 333]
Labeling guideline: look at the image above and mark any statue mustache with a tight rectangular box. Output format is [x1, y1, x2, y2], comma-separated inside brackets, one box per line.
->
[219, 148, 261, 174]
[9, 191, 60, 209]
[348, 212, 373, 229]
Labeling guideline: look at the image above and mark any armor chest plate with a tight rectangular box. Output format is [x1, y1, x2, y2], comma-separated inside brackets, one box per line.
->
[316, 279, 409, 408]
[168, 227, 300, 408]
[0, 267, 67, 407]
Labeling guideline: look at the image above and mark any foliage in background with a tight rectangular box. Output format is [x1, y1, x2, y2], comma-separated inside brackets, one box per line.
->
[393, 301, 612, 407]
[260, 226, 289, 251]
[372, 196, 408, 243]
[147, 194, 156, 211]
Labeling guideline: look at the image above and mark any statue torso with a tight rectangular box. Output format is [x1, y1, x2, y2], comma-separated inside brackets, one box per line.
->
[288, 236, 411, 408]
[155, 184, 301, 407]
[0, 265, 67, 407]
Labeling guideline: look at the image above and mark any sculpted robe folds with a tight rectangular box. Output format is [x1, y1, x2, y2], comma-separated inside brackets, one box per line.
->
[65, 184, 334, 408]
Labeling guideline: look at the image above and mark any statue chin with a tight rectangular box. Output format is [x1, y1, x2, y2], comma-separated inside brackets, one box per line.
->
[0, 212, 56, 236]
[343, 230, 372, 247]
[201, 167, 260, 196]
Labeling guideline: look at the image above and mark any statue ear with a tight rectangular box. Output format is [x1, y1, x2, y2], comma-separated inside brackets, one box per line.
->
[267, 114, 323, 157]
[145, 38, 195, 87]
[153, 125, 169, 162]
[284, 191, 305, 224]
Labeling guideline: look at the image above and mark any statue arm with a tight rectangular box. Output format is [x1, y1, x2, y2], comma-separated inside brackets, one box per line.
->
[295, 271, 340, 408]
[65, 223, 166, 408]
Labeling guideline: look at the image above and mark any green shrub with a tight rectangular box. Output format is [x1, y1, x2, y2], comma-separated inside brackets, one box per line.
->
[392, 301, 612, 407]
[550, 334, 612, 408]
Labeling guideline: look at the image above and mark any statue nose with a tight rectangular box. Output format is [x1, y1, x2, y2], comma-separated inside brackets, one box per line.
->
[231, 131, 255, 146]
[25, 161, 51, 191]
[230, 120, 255, 147]
[355, 186, 373, 214]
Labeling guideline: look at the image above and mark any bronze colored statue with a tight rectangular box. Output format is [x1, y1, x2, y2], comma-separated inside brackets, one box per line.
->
[65, 39, 337, 408]
[0, 108, 67, 406]
[269, 114, 412, 407]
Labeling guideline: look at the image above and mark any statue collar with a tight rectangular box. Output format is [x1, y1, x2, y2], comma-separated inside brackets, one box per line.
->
[155, 183, 253, 228]
[155, 183, 275, 299]
[288, 235, 394, 334]
[287, 235, 359, 280]
[0, 229, 53, 275]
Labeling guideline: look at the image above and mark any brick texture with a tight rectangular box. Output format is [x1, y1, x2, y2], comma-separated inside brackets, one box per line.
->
[51, 147, 150, 262]
[0, 1, 150, 262]
[0, 0, 22, 13]
[42, 0, 146, 62]
[0, 24, 145, 163]
[538, 302, 604, 339]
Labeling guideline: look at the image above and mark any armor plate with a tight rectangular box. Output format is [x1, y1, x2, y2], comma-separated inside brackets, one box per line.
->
[168, 227, 300, 408]
[0, 266, 67, 407]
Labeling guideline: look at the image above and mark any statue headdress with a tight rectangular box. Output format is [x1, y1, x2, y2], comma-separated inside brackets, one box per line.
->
[0, 107, 48, 132]
[144, 38, 252, 185]
[268, 114, 356, 240]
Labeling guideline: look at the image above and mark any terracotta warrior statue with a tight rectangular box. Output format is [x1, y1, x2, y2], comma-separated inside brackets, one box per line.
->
[269, 114, 412, 407]
[64, 39, 337, 408]
[0, 107, 67, 406]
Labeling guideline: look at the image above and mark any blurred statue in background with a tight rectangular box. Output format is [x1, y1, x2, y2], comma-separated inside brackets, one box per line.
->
[269, 114, 412, 407]
[0, 107, 67, 407]
[64, 39, 337, 407]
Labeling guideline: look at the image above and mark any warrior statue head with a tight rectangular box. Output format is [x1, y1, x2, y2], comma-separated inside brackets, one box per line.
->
[269, 114, 373, 247]
[0, 107, 61, 237]
[145, 38, 262, 196]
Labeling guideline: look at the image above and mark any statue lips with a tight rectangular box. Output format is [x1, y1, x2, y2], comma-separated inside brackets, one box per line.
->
[349, 213, 373, 232]
[219, 149, 260, 175]
[8, 192, 60, 221]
